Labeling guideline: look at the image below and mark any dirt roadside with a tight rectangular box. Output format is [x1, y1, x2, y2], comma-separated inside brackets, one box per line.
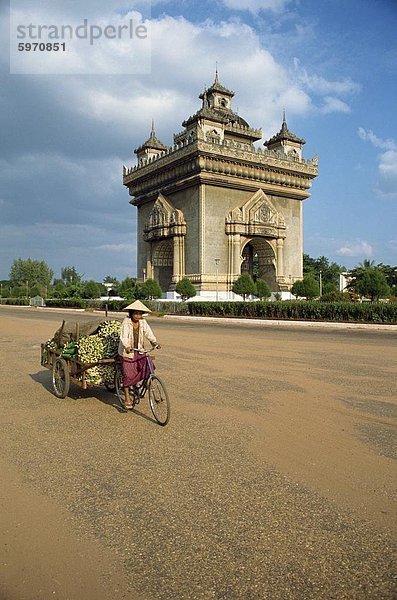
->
[0, 310, 396, 599]
[0, 314, 142, 600]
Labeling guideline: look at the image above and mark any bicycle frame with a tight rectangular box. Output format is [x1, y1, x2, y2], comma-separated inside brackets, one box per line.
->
[132, 348, 156, 398]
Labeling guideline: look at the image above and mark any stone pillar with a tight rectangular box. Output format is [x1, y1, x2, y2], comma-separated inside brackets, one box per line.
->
[276, 238, 284, 277]
[180, 236, 185, 277]
[146, 242, 153, 279]
[173, 235, 180, 281]
[233, 234, 241, 276]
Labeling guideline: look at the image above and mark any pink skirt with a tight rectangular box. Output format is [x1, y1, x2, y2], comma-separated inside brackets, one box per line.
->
[119, 353, 153, 388]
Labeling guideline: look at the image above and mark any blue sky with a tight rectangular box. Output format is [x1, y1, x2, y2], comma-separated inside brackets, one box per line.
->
[1, 0, 396, 281]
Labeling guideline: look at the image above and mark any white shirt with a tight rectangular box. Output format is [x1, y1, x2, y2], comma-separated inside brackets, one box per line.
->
[118, 317, 157, 357]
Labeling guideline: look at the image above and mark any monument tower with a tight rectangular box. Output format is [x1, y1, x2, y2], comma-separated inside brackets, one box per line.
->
[123, 73, 318, 298]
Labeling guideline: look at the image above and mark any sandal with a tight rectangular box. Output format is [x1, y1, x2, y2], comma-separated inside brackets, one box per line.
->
[124, 400, 133, 409]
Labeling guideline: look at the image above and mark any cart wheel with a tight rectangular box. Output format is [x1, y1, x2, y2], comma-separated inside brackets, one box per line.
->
[114, 365, 127, 409]
[52, 357, 70, 398]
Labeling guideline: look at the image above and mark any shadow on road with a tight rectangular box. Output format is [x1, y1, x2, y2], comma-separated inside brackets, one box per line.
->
[29, 369, 158, 425]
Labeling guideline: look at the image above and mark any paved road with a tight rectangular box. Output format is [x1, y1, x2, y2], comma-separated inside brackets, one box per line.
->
[0, 308, 396, 599]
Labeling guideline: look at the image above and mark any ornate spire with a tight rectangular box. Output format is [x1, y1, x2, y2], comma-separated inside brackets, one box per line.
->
[134, 122, 167, 155]
[215, 62, 219, 85]
[199, 70, 234, 100]
[264, 112, 305, 147]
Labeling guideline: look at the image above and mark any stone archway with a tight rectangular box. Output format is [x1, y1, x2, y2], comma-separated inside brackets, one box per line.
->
[241, 238, 277, 290]
[152, 239, 173, 291]
[226, 189, 286, 292]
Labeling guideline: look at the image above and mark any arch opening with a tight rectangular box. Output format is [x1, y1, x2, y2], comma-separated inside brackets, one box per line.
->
[152, 239, 173, 292]
[241, 238, 276, 291]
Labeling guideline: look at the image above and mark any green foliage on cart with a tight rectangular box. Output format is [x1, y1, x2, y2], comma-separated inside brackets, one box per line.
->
[76, 320, 122, 385]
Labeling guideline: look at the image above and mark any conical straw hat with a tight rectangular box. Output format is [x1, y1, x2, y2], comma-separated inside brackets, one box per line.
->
[122, 300, 152, 313]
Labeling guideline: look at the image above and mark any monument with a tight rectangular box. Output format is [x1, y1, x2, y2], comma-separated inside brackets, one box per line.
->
[123, 72, 318, 299]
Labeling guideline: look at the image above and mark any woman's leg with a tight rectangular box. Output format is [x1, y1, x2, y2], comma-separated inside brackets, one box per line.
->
[123, 386, 133, 408]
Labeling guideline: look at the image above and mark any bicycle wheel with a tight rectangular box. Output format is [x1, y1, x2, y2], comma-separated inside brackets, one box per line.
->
[114, 365, 128, 409]
[148, 376, 170, 426]
[52, 357, 70, 398]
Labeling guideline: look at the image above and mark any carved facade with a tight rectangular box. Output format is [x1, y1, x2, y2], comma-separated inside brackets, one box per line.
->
[123, 73, 318, 297]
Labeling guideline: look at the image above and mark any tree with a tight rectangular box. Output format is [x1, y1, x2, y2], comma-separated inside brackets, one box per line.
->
[303, 254, 345, 291]
[61, 266, 82, 285]
[51, 280, 68, 299]
[291, 280, 305, 298]
[175, 278, 196, 301]
[255, 278, 271, 300]
[292, 275, 319, 299]
[377, 263, 397, 295]
[103, 275, 120, 296]
[349, 261, 391, 301]
[10, 258, 54, 288]
[119, 277, 138, 299]
[303, 275, 320, 299]
[353, 269, 390, 301]
[103, 275, 119, 285]
[141, 278, 162, 300]
[0, 280, 11, 298]
[232, 272, 256, 300]
[82, 280, 102, 299]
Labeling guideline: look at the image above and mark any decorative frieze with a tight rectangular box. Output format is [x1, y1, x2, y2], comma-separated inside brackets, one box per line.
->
[143, 193, 186, 242]
[123, 138, 318, 200]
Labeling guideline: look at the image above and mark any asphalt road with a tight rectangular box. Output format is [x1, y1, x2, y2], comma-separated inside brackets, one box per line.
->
[0, 307, 396, 599]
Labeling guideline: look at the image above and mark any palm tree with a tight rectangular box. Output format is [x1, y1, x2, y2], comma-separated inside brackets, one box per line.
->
[357, 259, 376, 271]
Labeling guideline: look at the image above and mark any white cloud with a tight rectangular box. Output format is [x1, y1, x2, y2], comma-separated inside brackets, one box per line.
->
[377, 150, 397, 197]
[49, 15, 313, 143]
[320, 96, 351, 114]
[358, 129, 397, 198]
[357, 128, 397, 151]
[292, 58, 359, 114]
[337, 241, 373, 257]
[295, 63, 360, 96]
[220, 0, 293, 13]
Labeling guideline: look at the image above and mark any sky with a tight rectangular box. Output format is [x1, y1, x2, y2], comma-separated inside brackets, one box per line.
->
[1, 0, 396, 282]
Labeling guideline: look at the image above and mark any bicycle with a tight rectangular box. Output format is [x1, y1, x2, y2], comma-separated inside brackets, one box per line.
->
[114, 347, 170, 426]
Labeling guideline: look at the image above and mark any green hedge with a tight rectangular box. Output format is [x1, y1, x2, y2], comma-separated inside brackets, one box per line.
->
[44, 298, 99, 309]
[3, 297, 395, 323]
[187, 301, 397, 324]
[0, 297, 30, 306]
[44, 298, 155, 312]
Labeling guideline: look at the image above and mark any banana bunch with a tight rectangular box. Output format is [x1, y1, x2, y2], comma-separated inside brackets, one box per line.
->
[42, 338, 59, 364]
[77, 335, 104, 385]
[77, 320, 121, 385]
[97, 320, 122, 358]
[61, 341, 78, 359]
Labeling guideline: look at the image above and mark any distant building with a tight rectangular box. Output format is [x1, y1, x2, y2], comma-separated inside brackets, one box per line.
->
[123, 73, 318, 299]
[30, 295, 45, 307]
[339, 272, 352, 292]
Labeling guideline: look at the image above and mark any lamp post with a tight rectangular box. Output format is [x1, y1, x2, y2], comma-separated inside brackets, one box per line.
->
[319, 270, 323, 297]
[26, 280, 29, 298]
[214, 258, 220, 302]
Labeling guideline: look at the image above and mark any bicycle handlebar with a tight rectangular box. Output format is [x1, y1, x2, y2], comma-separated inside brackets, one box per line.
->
[132, 345, 159, 354]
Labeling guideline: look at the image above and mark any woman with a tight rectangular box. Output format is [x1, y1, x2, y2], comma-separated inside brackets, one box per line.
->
[118, 300, 160, 409]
